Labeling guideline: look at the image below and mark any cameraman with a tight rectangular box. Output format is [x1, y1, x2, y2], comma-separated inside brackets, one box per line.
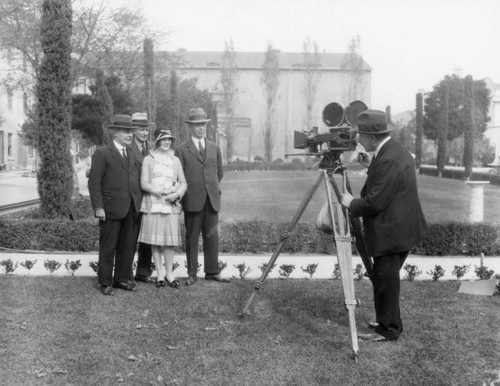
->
[341, 109, 427, 342]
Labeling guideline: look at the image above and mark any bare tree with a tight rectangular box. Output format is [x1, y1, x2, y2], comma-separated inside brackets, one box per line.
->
[302, 37, 321, 129]
[0, 0, 166, 91]
[341, 35, 364, 102]
[261, 43, 280, 163]
[220, 39, 239, 160]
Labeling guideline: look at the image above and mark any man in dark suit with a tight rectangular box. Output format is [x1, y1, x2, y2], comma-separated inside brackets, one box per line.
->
[341, 109, 427, 341]
[130, 112, 154, 283]
[88, 115, 143, 295]
[175, 108, 228, 285]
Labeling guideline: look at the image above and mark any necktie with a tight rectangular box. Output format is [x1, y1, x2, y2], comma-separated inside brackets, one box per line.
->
[122, 148, 128, 162]
[141, 143, 147, 157]
[198, 140, 205, 157]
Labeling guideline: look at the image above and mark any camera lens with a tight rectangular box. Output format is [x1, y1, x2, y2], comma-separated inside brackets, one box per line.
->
[322, 102, 344, 127]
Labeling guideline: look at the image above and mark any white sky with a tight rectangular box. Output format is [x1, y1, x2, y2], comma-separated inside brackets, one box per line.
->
[126, 0, 500, 114]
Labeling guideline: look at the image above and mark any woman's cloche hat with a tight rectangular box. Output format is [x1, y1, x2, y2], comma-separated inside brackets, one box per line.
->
[155, 130, 175, 146]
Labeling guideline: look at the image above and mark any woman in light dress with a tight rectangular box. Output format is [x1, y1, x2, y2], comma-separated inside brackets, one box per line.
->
[138, 130, 187, 288]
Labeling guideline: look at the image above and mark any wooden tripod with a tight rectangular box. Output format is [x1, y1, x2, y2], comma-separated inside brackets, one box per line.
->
[240, 162, 373, 362]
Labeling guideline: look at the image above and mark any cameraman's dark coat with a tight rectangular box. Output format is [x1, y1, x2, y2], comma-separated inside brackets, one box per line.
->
[349, 138, 427, 257]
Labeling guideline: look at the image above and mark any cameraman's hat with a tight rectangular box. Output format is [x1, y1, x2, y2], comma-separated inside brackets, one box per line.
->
[131, 112, 152, 127]
[353, 109, 392, 134]
[185, 108, 211, 124]
[108, 114, 134, 130]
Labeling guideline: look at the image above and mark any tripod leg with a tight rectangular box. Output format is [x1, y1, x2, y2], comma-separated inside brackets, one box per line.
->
[240, 171, 325, 317]
[327, 172, 373, 278]
[323, 171, 359, 361]
[334, 223, 359, 361]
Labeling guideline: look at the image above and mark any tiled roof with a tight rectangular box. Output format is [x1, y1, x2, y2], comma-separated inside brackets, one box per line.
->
[165, 50, 371, 71]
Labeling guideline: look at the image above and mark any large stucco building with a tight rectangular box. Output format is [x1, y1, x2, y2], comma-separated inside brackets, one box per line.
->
[170, 51, 372, 162]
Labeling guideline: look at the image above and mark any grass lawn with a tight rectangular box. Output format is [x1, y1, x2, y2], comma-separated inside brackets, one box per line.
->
[219, 170, 500, 224]
[1, 276, 499, 385]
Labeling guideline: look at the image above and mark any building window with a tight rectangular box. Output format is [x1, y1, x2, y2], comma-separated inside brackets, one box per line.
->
[7, 134, 13, 157]
[7, 88, 13, 112]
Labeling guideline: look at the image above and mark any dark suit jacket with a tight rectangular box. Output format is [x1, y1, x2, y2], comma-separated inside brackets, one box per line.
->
[349, 139, 427, 257]
[175, 138, 223, 212]
[88, 142, 142, 220]
[130, 139, 152, 166]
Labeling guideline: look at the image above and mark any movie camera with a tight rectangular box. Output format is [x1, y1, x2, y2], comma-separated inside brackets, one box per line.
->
[290, 100, 368, 156]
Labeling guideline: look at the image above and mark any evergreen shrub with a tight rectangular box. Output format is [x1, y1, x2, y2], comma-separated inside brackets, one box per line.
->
[0, 218, 499, 255]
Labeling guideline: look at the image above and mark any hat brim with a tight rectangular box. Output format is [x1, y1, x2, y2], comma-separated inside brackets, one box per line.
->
[351, 126, 393, 134]
[108, 125, 134, 130]
[185, 119, 211, 124]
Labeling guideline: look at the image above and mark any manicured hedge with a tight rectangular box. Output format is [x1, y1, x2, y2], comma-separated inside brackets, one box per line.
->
[0, 217, 499, 256]
[0, 218, 99, 251]
[416, 222, 500, 256]
[419, 165, 500, 186]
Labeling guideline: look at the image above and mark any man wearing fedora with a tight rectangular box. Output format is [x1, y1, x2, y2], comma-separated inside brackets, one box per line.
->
[130, 112, 154, 284]
[88, 114, 143, 295]
[175, 107, 228, 285]
[341, 109, 427, 341]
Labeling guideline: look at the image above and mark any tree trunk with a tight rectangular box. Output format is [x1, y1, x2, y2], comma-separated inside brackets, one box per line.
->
[415, 93, 423, 170]
[463, 75, 474, 180]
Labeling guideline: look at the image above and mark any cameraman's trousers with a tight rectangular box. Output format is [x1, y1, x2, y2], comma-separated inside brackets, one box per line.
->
[372, 251, 409, 340]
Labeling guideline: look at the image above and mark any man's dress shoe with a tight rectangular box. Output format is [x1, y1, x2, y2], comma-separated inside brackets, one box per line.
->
[128, 280, 138, 289]
[185, 276, 198, 286]
[113, 282, 137, 291]
[205, 274, 230, 283]
[135, 275, 154, 283]
[101, 285, 115, 296]
[368, 321, 379, 330]
[358, 332, 390, 342]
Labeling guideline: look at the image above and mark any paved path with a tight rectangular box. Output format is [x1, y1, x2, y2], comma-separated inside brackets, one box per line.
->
[0, 170, 38, 206]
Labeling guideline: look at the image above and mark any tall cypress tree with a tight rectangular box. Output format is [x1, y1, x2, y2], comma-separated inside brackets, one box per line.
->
[437, 82, 449, 177]
[463, 75, 475, 180]
[220, 39, 238, 160]
[143, 37, 155, 130]
[36, 0, 73, 218]
[261, 43, 280, 163]
[95, 69, 113, 144]
[168, 70, 180, 141]
[415, 93, 423, 170]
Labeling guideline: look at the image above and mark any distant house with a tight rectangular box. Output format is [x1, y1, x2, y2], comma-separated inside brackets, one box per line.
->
[167, 50, 372, 162]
